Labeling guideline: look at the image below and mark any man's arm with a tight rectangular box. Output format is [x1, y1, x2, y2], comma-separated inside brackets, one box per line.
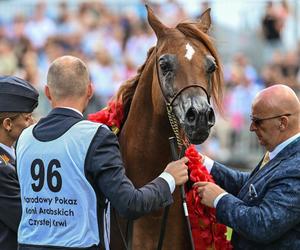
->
[197, 173, 300, 243]
[203, 155, 251, 196]
[86, 127, 187, 220]
[216, 175, 300, 243]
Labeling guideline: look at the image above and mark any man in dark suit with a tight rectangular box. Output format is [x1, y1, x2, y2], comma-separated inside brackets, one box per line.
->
[16, 55, 189, 250]
[195, 84, 300, 249]
[0, 76, 39, 250]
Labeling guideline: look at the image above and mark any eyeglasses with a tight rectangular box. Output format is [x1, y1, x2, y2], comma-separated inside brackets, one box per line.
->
[250, 113, 292, 126]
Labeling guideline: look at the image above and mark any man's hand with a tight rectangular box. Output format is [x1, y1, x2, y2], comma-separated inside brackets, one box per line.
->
[194, 182, 226, 207]
[164, 157, 189, 185]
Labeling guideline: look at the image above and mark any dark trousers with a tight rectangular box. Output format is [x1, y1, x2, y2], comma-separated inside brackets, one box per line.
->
[18, 244, 102, 250]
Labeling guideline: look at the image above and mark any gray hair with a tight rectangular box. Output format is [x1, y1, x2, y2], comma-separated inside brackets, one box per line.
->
[47, 56, 90, 100]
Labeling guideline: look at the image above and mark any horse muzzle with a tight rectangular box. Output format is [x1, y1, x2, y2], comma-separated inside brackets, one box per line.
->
[183, 105, 215, 144]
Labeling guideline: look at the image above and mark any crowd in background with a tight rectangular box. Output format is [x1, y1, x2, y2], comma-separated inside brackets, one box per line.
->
[0, 0, 299, 168]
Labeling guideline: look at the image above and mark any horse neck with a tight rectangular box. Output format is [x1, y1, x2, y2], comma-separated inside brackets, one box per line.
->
[119, 64, 174, 183]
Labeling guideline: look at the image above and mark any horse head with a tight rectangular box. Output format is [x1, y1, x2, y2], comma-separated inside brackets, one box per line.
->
[147, 5, 223, 144]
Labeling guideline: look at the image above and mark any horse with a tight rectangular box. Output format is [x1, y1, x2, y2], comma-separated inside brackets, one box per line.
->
[110, 5, 223, 250]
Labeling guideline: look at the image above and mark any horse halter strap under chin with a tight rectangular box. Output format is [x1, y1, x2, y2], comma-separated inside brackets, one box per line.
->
[155, 47, 213, 147]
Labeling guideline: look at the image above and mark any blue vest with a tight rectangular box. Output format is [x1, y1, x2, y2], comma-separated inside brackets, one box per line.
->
[16, 121, 103, 248]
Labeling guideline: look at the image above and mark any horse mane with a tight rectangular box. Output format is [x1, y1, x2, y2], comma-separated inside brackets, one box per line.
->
[115, 47, 155, 122]
[176, 22, 224, 112]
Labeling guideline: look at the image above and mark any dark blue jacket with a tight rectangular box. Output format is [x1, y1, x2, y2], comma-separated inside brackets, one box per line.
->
[18, 108, 173, 250]
[212, 136, 300, 250]
[0, 146, 21, 250]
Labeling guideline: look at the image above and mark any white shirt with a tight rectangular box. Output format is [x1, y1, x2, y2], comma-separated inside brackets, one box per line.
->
[205, 132, 300, 208]
[269, 132, 300, 160]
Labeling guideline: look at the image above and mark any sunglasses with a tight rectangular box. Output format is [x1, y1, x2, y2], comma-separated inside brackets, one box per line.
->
[250, 113, 291, 126]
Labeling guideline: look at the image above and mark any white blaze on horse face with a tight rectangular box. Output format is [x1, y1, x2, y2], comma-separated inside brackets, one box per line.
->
[185, 43, 195, 61]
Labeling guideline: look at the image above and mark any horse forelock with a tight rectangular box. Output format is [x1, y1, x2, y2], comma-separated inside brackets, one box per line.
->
[176, 22, 224, 112]
[116, 46, 156, 122]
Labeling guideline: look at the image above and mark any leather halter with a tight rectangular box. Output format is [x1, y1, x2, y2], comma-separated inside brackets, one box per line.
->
[155, 46, 213, 148]
[168, 84, 211, 107]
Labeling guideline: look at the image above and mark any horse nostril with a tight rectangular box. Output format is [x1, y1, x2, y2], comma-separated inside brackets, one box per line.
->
[186, 107, 197, 123]
[206, 107, 215, 127]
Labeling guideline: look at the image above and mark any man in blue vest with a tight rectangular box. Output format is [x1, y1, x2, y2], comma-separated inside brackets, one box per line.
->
[195, 84, 300, 249]
[16, 55, 189, 250]
[0, 76, 39, 250]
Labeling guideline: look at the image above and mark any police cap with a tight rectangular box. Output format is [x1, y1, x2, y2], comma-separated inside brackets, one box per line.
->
[0, 76, 39, 112]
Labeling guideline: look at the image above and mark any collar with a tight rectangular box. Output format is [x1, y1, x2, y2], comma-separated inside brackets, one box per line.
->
[49, 107, 84, 119]
[269, 132, 300, 160]
[0, 143, 15, 160]
[60, 107, 83, 117]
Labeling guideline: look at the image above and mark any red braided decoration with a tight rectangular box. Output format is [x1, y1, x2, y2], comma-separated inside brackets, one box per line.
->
[185, 145, 232, 250]
[88, 101, 232, 249]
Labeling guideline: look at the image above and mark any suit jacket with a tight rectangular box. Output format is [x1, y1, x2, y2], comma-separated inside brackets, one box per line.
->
[18, 108, 173, 250]
[211, 136, 300, 250]
[0, 146, 21, 250]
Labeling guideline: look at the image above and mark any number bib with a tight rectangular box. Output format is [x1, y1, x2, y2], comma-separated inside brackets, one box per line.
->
[16, 121, 102, 247]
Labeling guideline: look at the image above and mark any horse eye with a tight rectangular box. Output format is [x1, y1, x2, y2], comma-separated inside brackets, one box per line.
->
[207, 63, 216, 74]
[205, 55, 216, 74]
[159, 59, 172, 75]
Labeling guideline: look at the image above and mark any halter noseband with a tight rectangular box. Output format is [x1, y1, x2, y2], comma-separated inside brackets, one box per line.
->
[168, 84, 211, 107]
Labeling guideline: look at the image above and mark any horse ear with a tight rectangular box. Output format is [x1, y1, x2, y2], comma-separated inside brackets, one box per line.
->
[197, 8, 212, 34]
[146, 4, 168, 39]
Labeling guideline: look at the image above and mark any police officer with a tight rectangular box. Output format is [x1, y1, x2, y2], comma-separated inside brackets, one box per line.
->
[16, 56, 188, 250]
[0, 76, 39, 250]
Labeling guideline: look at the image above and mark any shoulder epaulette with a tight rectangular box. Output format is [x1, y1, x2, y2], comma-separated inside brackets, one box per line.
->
[0, 154, 9, 165]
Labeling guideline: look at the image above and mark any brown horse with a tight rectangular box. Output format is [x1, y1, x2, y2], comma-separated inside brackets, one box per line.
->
[111, 5, 223, 250]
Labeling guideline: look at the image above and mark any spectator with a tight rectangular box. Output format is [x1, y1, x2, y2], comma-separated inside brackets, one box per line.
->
[261, 1, 282, 44]
[0, 76, 38, 250]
